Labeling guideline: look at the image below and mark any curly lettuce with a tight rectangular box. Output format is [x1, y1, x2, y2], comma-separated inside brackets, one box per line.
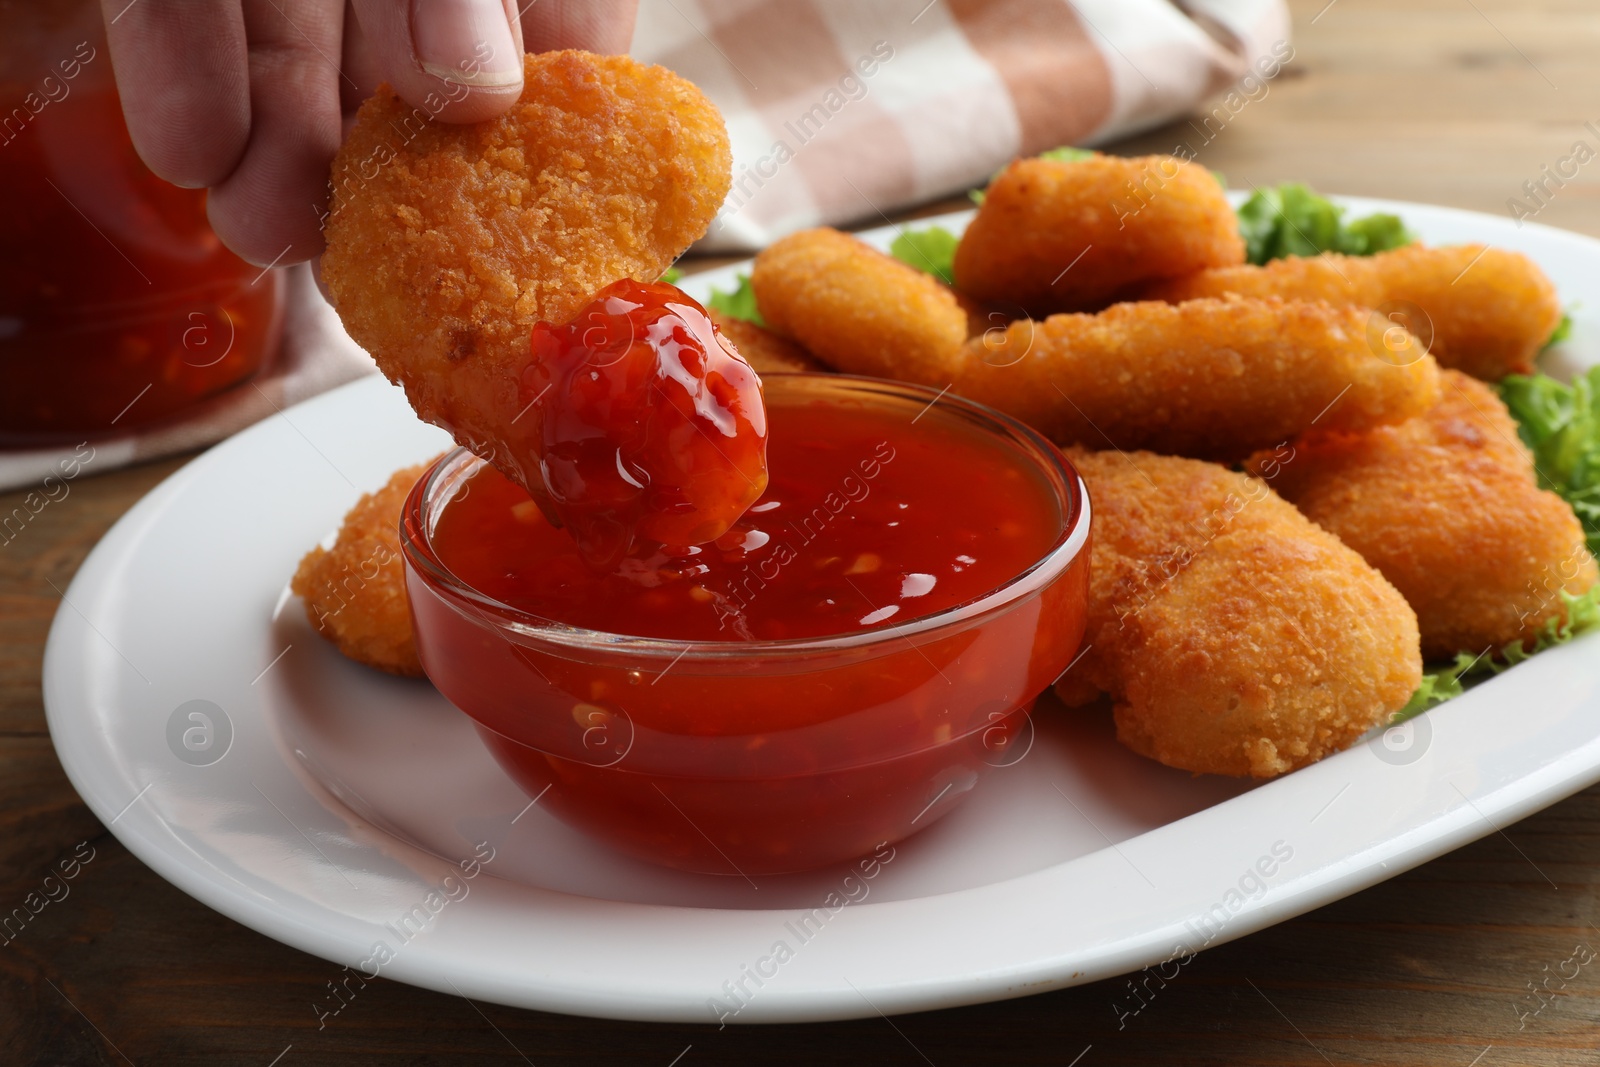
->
[1500, 368, 1600, 554]
[706, 273, 764, 326]
[1236, 182, 1415, 265]
[888, 226, 959, 285]
[1038, 146, 1098, 164]
[1396, 586, 1600, 722]
[1545, 312, 1574, 351]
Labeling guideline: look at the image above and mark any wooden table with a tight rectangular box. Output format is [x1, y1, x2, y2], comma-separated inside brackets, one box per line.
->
[8, 1, 1600, 1062]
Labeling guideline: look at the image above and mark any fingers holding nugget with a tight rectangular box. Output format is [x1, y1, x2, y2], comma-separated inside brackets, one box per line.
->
[322, 49, 732, 475]
[321, 50, 758, 563]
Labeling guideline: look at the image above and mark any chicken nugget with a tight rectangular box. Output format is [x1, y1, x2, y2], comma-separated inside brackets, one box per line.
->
[1149, 245, 1562, 380]
[325, 50, 731, 380]
[1247, 370, 1597, 659]
[953, 154, 1245, 315]
[707, 309, 827, 374]
[1053, 449, 1422, 778]
[750, 228, 968, 383]
[953, 297, 1441, 461]
[292, 460, 439, 677]
[323, 51, 762, 565]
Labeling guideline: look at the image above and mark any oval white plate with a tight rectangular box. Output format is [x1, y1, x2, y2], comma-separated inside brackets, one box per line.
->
[44, 197, 1600, 1024]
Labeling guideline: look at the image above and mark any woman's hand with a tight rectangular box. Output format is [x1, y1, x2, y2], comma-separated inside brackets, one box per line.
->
[100, 0, 638, 266]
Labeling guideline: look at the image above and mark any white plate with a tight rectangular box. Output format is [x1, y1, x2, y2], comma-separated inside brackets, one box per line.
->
[44, 197, 1600, 1024]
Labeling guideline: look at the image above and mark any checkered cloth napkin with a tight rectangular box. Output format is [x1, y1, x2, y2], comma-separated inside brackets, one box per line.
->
[0, 0, 1287, 490]
[636, 0, 1292, 250]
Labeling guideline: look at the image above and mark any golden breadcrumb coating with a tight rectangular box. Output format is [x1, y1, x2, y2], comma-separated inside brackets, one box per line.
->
[1247, 370, 1598, 659]
[707, 309, 827, 374]
[952, 296, 1441, 461]
[954, 155, 1245, 315]
[751, 227, 968, 383]
[1053, 448, 1422, 778]
[1148, 245, 1562, 380]
[292, 460, 439, 677]
[322, 50, 732, 495]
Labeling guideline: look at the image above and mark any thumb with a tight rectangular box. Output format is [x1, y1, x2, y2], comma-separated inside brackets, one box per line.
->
[349, 0, 525, 123]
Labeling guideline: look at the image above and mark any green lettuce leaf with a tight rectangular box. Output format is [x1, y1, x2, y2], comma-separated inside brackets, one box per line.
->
[888, 226, 959, 285]
[1500, 368, 1600, 554]
[1396, 586, 1600, 722]
[1545, 311, 1574, 350]
[659, 266, 683, 284]
[1037, 146, 1098, 163]
[1236, 182, 1416, 265]
[1499, 584, 1600, 667]
[1339, 212, 1414, 256]
[706, 273, 764, 326]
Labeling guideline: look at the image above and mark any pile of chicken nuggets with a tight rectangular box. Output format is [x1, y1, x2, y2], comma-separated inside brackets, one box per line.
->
[298, 53, 1594, 781]
[746, 152, 1594, 778]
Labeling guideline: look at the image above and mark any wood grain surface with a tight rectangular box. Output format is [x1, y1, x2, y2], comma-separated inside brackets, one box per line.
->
[8, 0, 1600, 1062]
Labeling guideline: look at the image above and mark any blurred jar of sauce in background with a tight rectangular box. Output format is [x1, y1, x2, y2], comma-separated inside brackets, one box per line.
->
[0, 0, 282, 443]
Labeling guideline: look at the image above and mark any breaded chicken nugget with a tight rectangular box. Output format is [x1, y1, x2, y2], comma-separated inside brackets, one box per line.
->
[1247, 371, 1598, 659]
[707, 310, 827, 374]
[954, 155, 1245, 315]
[1149, 245, 1562, 380]
[322, 51, 757, 562]
[325, 51, 731, 380]
[292, 460, 439, 677]
[1053, 449, 1422, 778]
[751, 228, 968, 383]
[953, 297, 1441, 461]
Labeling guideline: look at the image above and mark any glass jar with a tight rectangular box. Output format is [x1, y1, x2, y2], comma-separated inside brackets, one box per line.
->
[0, 0, 283, 442]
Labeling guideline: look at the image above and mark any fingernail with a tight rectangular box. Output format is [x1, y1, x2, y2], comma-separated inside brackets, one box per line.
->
[412, 0, 522, 88]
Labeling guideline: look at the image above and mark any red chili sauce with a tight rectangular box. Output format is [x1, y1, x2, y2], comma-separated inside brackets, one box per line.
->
[407, 291, 1088, 875]
[432, 395, 1060, 642]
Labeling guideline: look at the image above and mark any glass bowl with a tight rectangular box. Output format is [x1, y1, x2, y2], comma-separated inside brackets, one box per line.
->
[401, 373, 1091, 875]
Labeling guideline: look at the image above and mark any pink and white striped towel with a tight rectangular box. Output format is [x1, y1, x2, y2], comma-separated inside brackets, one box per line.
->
[631, 0, 1291, 251]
